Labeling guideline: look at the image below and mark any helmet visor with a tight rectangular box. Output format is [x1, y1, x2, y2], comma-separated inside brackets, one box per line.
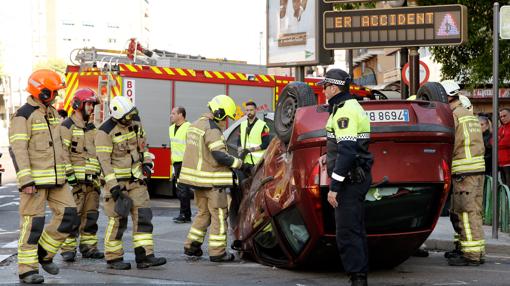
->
[124, 107, 138, 121]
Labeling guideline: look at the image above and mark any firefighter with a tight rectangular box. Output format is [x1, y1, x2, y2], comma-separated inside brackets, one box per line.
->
[59, 88, 104, 262]
[95, 96, 166, 270]
[178, 94, 247, 262]
[237, 101, 271, 168]
[320, 69, 373, 286]
[9, 69, 77, 284]
[441, 80, 485, 266]
[169, 106, 192, 223]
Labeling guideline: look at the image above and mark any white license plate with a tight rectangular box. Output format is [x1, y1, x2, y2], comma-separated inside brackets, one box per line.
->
[366, 109, 409, 122]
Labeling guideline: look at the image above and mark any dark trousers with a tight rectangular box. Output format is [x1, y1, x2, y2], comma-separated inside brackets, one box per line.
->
[500, 166, 510, 186]
[173, 162, 192, 218]
[334, 173, 371, 274]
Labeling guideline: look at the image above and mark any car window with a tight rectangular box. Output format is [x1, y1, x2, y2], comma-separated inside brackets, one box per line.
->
[253, 223, 288, 262]
[226, 124, 241, 157]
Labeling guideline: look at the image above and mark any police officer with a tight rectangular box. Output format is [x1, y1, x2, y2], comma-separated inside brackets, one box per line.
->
[59, 88, 104, 262]
[178, 94, 246, 262]
[237, 101, 270, 168]
[9, 69, 77, 284]
[95, 96, 166, 270]
[441, 80, 485, 266]
[320, 69, 373, 286]
[169, 106, 192, 223]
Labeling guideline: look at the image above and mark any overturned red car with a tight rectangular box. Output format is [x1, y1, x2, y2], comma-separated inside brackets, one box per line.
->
[228, 82, 454, 269]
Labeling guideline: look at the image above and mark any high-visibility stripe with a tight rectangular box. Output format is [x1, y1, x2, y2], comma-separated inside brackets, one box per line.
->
[208, 140, 224, 150]
[219, 208, 225, 235]
[176, 68, 187, 76]
[105, 173, 116, 182]
[259, 75, 270, 82]
[39, 231, 62, 254]
[72, 129, 84, 136]
[209, 234, 226, 241]
[80, 234, 98, 245]
[96, 146, 113, 153]
[150, 66, 163, 74]
[62, 237, 78, 248]
[213, 71, 224, 79]
[187, 233, 204, 243]
[462, 212, 473, 242]
[133, 233, 153, 248]
[225, 72, 236, 80]
[104, 217, 123, 253]
[181, 167, 233, 179]
[208, 240, 226, 247]
[189, 227, 205, 236]
[112, 131, 136, 143]
[163, 67, 175, 75]
[179, 174, 233, 185]
[10, 133, 29, 142]
[126, 64, 138, 72]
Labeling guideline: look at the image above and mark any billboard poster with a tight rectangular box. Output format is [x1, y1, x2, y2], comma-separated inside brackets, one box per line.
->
[267, 0, 331, 67]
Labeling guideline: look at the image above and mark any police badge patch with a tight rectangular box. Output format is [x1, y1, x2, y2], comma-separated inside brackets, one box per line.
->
[337, 117, 349, 129]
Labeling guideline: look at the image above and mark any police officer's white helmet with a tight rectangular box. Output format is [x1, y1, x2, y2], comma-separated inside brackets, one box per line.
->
[459, 95, 472, 110]
[440, 80, 461, 97]
[110, 96, 135, 120]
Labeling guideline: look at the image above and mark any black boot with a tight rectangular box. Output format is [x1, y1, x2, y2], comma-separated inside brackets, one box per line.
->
[81, 248, 105, 259]
[444, 248, 463, 258]
[107, 259, 131, 270]
[184, 241, 203, 257]
[174, 215, 191, 223]
[40, 261, 59, 275]
[61, 251, 76, 262]
[350, 273, 368, 286]
[19, 271, 44, 284]
[136, 254, 167, 269]
[448, 255, 480, 266]
[210, 252, 235, 262]
[413, 248, 429, 257]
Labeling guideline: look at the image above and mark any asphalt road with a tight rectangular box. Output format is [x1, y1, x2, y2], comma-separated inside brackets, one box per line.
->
[0, 182, 510, 285]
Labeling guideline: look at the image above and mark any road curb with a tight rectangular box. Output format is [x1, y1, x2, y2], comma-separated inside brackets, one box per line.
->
[425, 238, 510, 256]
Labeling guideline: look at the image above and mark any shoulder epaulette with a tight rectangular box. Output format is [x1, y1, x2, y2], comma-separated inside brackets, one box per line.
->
[15, 104, 38, 119]
[61, 118, 74, 129]
[99, 118, 117, 134]
[208, 119, 220, 130]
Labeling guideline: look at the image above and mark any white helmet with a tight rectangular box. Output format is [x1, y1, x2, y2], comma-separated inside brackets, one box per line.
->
[110, 96, 135, 119]
[459, 95, 472, 110]
[440, 80, 461, 97]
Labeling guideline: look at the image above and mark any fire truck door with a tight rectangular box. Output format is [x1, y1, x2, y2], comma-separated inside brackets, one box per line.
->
[174, 82, 226, 122]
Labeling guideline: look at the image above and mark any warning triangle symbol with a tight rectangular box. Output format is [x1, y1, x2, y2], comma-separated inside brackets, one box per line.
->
[437, 13, 460, 36]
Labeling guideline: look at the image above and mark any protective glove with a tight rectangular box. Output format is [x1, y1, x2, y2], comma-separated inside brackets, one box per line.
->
[240, 163, 253, 175]
[110, 185, 122, 201]
[114, 191, 133, 218]
[67, 173, 77, 186]
[239, 149, 250, 160]
[142, 163, 153, 179]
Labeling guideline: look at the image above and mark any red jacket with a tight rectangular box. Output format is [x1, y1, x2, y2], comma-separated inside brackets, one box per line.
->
[498, 123, 510, 166]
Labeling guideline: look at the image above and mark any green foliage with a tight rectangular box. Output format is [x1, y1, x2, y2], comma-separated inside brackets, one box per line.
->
[333, 1, 376, 11]
[416, 0, 510, 88]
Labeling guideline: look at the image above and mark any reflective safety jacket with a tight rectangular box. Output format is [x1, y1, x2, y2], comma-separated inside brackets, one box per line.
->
[9, 96, 66, 189]
[451, 103, 485, 174]
[240, 118, 269, 165]
[325, 93, 373, 185]
[178, 113, 242, 188]
[95, 115, 152, 192]
[59, 113, 101, 182]
[169, 121, 190, 164]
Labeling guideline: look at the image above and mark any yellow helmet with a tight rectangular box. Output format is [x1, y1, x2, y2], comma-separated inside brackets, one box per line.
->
[208, 94, 236, 120]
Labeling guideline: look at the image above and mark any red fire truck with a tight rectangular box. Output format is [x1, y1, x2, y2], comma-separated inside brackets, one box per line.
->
[63, 46, 346, 196]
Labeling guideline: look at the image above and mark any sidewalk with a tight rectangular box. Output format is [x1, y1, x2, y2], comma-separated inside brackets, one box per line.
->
[425, 216, 510, 256]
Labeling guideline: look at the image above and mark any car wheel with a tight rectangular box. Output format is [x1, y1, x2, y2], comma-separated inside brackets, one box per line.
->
[274, 82, 317, 144]
[416, 82, 448, 103]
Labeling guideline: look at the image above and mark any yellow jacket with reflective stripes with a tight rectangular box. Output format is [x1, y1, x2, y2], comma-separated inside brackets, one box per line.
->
[95, 115, 152, 192]
[169, 121, 190, 164]
[451, 103, 485, 174]
[8, 96, 67, 189]
[178, 114, 242, 188]
[240, 118, 268, 165]
[59, 113, 101, 182]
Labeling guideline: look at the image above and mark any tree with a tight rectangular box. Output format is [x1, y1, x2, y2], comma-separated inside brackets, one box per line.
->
[417, 0, 510, 88]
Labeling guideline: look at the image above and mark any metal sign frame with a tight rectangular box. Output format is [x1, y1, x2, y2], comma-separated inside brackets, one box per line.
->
[323, 4, 468, 50]
[500, 5, 510, 39]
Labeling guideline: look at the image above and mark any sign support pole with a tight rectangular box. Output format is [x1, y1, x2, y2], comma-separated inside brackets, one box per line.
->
[295, 66, 305, 82]
[400, 48, 408, 99]
[408, 47, 420, 96]
[492, 2, 500, 239]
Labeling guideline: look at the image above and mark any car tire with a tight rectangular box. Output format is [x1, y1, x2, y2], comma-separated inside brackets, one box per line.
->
[416, 82, 448, 103]
[274, 82, 317, 144]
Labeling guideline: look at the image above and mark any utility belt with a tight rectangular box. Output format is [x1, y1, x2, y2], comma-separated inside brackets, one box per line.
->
[344, 166, 368, 184]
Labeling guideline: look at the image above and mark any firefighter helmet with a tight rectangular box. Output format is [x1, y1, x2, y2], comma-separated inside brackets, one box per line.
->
[26, 69, 65, 103]
[72, 88, 99, 111]
[317, 69, 351, 87]
[110, 96, 135, 120]
[440, 80, 461, 97]
[208, 94, 237, 120]
[459, 95, 472, 110]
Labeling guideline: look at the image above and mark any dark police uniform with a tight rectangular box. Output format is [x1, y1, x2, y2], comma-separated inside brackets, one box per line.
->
[322, 70, 373, 284]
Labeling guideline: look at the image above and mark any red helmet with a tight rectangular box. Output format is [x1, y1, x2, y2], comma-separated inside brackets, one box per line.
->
[26, 69, 65, 103]
[71, 88, 99, 111]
